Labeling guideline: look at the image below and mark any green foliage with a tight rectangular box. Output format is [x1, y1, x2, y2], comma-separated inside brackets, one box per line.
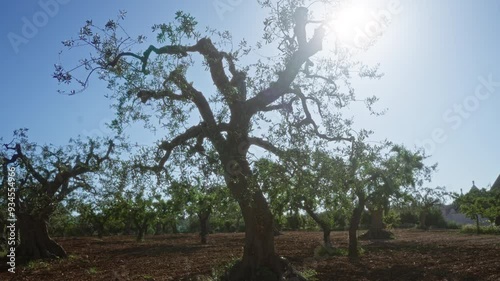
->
[86, 267, 98, 274]
[0, 129, 115, 222]
[313, 245, 348, 258]
[388, 207, 462, 229]
[303, 214, 322, 231]
[75, 197, 125, 237]
[445, 221, 461, 229]
[209, 194, 242, 233]
[349, 246, 366, 257]
[399, 210, 419, 225]
[183, 215, 202, 233]
[460, 224, 500, 235]
[152, 11, 199, 44]
[424, 207, 448, 229]
[456, 187, 500, 225]
[48, 202, 79, 237]
[209, 257, 240, 280]
[300, 269, 319, 281]
[54, 2, 389, 275]
[360, 210, 371, 229]
[141, 275, 155, 281]
[383, 210, 401, 229]
[285, 212, 305, 231]
[27, 260, 51, 271]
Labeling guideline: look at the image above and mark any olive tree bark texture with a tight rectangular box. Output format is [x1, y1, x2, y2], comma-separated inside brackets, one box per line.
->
[359, 207, 394, 240]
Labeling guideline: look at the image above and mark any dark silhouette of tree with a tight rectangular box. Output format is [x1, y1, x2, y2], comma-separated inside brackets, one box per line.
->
[1, 129, 114, 261]
[54, 2, 382, 279]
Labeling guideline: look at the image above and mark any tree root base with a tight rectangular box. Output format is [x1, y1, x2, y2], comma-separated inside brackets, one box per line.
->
[222, 257, 307, 281]
[359, 229, 394, 240]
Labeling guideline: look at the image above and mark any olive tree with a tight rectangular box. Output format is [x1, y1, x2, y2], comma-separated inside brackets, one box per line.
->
[410, 186, 449, 230]
[55, 1, 381, 278]
[456, 187, 499, 234]
[0, 129, 114, 260]
[255, 149, 350, 249]
[343, 135, 431, 256]
[108, 161, 159, 241]
[359, 144, 434, 239]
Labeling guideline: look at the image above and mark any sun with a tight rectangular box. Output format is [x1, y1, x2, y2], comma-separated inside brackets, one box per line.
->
[328, 4, 369, 47]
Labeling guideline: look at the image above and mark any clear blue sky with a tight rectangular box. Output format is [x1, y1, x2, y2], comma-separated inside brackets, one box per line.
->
[1, 0, 499, 194]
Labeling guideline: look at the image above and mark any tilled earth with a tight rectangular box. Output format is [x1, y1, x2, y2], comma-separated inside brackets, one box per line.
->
[1, 229, 499, 280]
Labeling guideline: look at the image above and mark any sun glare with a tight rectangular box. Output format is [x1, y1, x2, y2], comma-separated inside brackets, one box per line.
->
[328, 4, 369, 46]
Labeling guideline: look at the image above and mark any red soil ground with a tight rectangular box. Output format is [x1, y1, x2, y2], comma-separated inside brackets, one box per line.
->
[1, 229, 499, 280]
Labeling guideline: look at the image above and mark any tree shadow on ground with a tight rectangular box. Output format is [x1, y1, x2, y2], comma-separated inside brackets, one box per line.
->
[363, 240, 440, 253]
[353, 240, 483, 281]
[368, 264, 478, 281]
[106, 243, 208, 257]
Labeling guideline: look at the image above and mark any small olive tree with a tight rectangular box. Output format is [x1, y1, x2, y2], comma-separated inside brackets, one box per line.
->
[457, 187, 499, 234]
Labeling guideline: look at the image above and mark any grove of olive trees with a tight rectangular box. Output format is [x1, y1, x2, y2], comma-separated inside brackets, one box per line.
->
[2, 1, 500, 281]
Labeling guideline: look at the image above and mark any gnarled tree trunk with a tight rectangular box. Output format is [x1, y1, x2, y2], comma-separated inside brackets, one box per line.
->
[273, 220, 282, 236]
[123, 220, 132, 235]
[235, 216, 241, 232]
[155, 222, 162, 235]
[17, 213, 67, 260]
[171, 221, 179, 234]
[227, 184, 281, 280]
[136, 220, 148, 241]
[304, 206, 332, 248]
[224, 156, 305, 281]
[96, 221, 105, 239]
[198, 211, 210, 244]
[348, 193, 365, 258]
[359, 208, 393, 240]
[475, 214, 481, 234]
[418, 210, 428, 230]
[371, 208, 384, 230]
